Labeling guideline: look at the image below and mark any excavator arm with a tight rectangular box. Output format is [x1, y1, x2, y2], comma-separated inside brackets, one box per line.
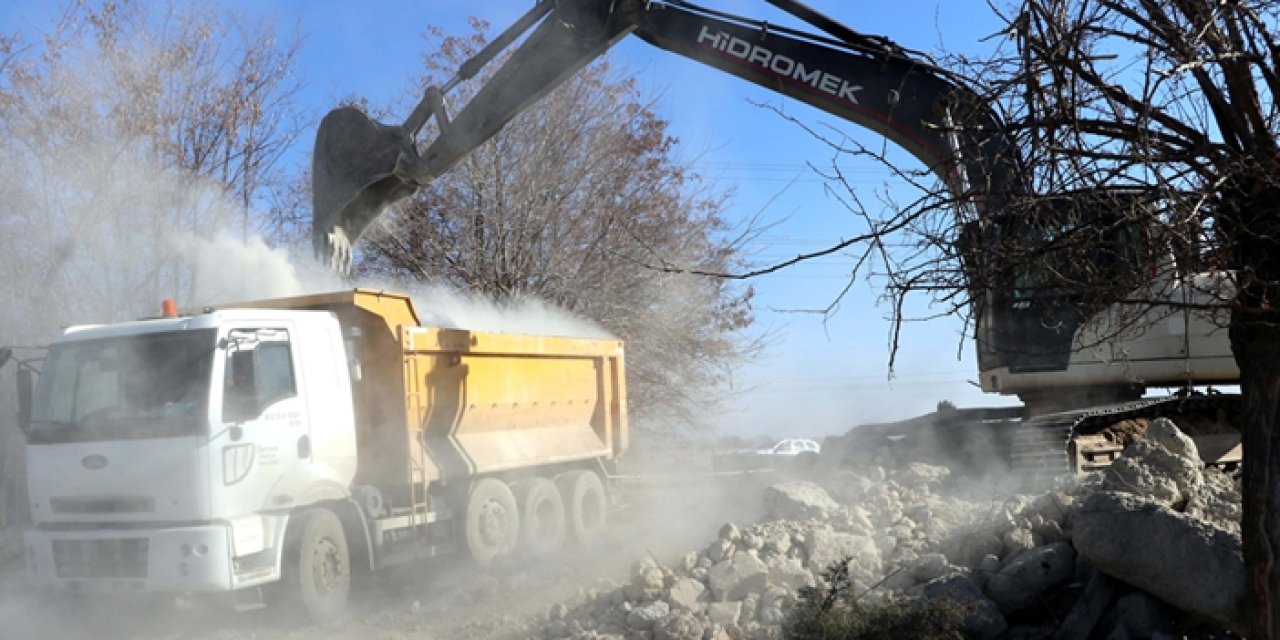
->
[311, 0, 631, 270]
[311, 0, 1025, 272]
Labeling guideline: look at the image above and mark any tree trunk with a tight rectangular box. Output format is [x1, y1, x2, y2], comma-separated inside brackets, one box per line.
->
[1230, 316, 1280, 639]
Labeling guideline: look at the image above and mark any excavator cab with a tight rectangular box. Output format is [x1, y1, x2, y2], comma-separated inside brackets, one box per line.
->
[967, 190, 1158, 375]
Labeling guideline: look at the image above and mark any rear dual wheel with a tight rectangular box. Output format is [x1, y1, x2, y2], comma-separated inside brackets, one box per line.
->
[464, 471, 607, 565]
[512, 478, 566, 557]
[556, 470, 607, 549]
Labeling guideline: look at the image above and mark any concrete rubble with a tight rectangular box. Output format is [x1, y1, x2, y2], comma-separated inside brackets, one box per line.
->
[528, 417, 1244, 639]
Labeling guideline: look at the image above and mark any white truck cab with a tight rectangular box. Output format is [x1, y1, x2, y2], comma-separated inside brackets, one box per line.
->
[23, 308, 356, 600]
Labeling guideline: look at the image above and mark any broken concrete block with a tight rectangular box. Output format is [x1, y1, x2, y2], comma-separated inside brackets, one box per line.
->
[898, 462, 952, 489]
[1102, 440, 1203, 510]
[705, 601, 742, 627]
[1110, 591, 1179, 639]
[1185, 468, 1242, 536]
[666, 577, 706, 611]
[911, 552, 952, 583]
[803, 528, 881, 583]
[1052, 570, 1118, 640]
[985, 542, 1075, 613]
[625, 600, 670, 630]
[763, 481, 840, 520]
[654, 609, 705, 640]
[707, 552, 768, 602]
[766, 555, 814, 590]
[1145, 417, 1199, 461]
[1072, 491, 1245, 632]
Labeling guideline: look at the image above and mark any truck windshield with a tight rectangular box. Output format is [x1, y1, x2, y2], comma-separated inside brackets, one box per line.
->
[28, 329, 217, 443]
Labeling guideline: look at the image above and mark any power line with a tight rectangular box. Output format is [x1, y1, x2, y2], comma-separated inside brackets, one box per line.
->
[689, 161, 898, 173]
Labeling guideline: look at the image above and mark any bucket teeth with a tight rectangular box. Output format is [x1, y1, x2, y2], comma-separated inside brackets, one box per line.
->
[323, 227, 353, 275]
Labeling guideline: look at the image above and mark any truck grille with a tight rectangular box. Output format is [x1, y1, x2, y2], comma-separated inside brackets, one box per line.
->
[51, 497, 155, 514]
[53, 538, 149, 579]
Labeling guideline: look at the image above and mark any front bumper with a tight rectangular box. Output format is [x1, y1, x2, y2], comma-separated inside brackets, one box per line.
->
[24, 523, 268, 594]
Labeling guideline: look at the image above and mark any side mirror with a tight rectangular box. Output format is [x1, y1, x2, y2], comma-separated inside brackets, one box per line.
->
[17, 367, 33, 436]
[0, 347, 12, 370]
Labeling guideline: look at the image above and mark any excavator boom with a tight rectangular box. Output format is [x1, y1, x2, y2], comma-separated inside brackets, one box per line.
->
[308, 0, 1234, 395]
[310, 0, 1024, 273]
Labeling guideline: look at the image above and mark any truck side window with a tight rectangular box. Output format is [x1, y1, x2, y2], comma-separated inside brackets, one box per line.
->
[223, 350, 257, 422]
[256, 342, 296, 408]
[222, 332, 295, 422]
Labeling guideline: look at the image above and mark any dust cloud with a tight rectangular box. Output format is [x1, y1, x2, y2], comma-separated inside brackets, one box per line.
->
[408, 283, 614, 339]
[0, 69, 752, 639]
[173, 232, 318, 306]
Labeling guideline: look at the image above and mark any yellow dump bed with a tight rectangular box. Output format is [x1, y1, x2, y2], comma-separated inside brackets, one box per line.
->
[218, 289, 627, 487]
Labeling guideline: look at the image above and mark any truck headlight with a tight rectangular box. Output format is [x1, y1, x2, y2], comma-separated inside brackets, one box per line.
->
[222, 443, 255, 485]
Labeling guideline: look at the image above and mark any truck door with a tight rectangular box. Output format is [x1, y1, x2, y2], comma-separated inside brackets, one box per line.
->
[211, 326, 311, 516]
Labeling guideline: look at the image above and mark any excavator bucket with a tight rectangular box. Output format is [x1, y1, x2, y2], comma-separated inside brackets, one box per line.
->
[311, 106, 421, 272]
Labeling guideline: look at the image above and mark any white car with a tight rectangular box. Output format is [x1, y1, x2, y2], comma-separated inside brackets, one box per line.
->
[713, 437, 821, 472]
[756, 438, 821, 456]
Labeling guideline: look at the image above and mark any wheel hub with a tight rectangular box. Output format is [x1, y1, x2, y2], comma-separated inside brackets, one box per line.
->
[478, 500, 509, 546]
[311, 537, 346, 594]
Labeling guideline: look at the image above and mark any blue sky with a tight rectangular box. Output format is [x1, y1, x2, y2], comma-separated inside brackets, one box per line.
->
[1, 1, 1020, 436]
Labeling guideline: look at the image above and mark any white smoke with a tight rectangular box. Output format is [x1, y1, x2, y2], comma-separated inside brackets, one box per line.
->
[170, 233, 308, 306]
[407, 283, 612, 338]
[165, 230, 610, 338]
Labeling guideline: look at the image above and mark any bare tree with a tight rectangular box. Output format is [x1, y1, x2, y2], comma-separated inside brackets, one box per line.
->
[357, 21, 757, 434]
[919, 3, 1279, 634]
[775, 0, 1278, 634]
[0, 0, 303, 531]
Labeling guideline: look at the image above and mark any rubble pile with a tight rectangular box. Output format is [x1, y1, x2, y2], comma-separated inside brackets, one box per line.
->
[529, 417, 1245, 639]
[1069, 418, 1245, 633]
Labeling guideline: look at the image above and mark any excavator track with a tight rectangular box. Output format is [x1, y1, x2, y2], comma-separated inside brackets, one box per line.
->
[1010, 414, 1077, 492]
[1010, 395, 1242, 492]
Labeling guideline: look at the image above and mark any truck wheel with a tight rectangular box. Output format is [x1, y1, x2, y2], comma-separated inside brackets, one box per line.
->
[513, 478, 566, 557]
[465, 478, 520, 568]
[281, 508, 350, 625]
[556, 470, 607, 548]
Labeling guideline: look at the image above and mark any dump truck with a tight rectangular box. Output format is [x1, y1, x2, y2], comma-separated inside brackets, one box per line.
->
[14, 289, 627, 622]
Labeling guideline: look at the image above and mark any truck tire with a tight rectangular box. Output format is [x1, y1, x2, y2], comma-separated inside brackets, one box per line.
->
[465, 478, 520, 568]
[556, 470, 607, 548]
[512, 478, 566, 557]
[281, 508, 350, 625]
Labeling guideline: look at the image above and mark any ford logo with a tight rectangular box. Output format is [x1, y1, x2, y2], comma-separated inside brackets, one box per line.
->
[82, 455, 108, 470]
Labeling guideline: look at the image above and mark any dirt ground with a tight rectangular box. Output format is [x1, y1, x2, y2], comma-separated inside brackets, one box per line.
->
[0, 461, 773, 640]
